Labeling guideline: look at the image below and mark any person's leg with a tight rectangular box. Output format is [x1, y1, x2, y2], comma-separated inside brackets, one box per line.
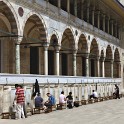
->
[16, 104, 22, 119]
[90, 95, 93, 99]
[117, 91, 120, 99]
[23, 103, 27, 118]
[21, 104, 25, 119]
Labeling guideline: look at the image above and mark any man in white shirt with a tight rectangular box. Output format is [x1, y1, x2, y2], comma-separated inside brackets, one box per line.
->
[59, 91, 66, 104]
[90, 90, 98, 99]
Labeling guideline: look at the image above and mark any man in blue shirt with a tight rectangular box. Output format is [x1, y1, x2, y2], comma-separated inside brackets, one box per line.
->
[44, 93, 55, 108]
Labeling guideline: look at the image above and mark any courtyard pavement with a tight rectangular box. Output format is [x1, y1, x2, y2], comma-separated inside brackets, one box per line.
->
[0, 98, 124, 124]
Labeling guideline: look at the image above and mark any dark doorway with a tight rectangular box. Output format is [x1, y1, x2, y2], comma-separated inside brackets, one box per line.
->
[48, 50, 54, 75]
[30, 47, 39, 74]
[82, 57, 86, 76]
[61, 53, 68, 75]
[91, 59, 95, 77]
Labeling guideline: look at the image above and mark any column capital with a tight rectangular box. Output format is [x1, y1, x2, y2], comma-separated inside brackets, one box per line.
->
[15, 37, 22, 45]
[85, 53, 90, 58]
[96, 56, 100, 60]
[97, 10, 100, 14]
[110, 59, 114, 63]
[73, 49, 77, 54]
[101, 57, 105, 61]
[102, 14, 106, 18]
[110, 19, 114, 24]
[43, 42, 49, 50]
[55, 45, 61, 52]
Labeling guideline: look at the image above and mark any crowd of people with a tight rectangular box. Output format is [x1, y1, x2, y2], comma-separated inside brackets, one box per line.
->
[13, 81, 120, 120]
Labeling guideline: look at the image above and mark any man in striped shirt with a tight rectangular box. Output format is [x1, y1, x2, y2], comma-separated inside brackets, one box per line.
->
[14, 84, 25, 119]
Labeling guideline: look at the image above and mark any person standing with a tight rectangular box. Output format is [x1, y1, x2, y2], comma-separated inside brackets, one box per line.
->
[14, 84, 25, 119]
[115, 84, 120, 99]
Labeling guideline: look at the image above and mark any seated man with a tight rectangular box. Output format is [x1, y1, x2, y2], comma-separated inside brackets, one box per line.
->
[59, 91, 66, 104]
[66, 92, 73, 109]
[74, 96, 79, 107]
[90, 90, 98, 99]
[35, 93, 44, 108]
[44, 93, 56, 109]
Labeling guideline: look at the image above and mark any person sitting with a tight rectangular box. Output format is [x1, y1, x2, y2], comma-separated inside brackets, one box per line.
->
[34, 93, 44, 108]
[59, 91, 66, 104]
[66, 92, 73, 109]
[44, 93, 56, 110]
[74, 96, 79, 107]
[90, 90, 98, 99]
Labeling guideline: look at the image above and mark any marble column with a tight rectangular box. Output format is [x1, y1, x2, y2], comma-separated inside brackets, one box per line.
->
[115, 22, 117, 38]
[101, 58, 105, 77]
[107, 17, 110, 34]
[73, 50, 77, 76]
[87, 2, 90, 23]
[103, 14, 106, 32]
[81, 0, 84, 20]
[85, 53, 89, 77]
[96, 56, 100, 77]
[55, 46, 60, 75]
[111, 20, 114, 36]
[67, 0, 70, 13]
[118, 26, 121, 39]
[15, 38, 22, 74]
[74, 0, 77, 17]
[92, 7, 95, 26]
[43, 42, 49, 75]
[111, 59, 114, 78]
[97, 11, 100, 29]
[58, 0, 61, 8]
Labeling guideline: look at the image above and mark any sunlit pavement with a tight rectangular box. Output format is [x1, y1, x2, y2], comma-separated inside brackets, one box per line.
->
[0, 98, 124, 124]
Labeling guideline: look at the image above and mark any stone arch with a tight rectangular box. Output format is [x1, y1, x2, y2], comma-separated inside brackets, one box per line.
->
[113, 48, 121, 78]
[77, 33, 88, 76]
[22, 12, 47, 42]
[106, 45, 113, 60]
[20, 14, 47, 74]
[49, 30, 59, 45]
[0, 0, 19, 35]
[90, 38, 99, 77]
[90, 38, 99, 57]
[0, 0, 20, 73]
[60, 28, 75, 76]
